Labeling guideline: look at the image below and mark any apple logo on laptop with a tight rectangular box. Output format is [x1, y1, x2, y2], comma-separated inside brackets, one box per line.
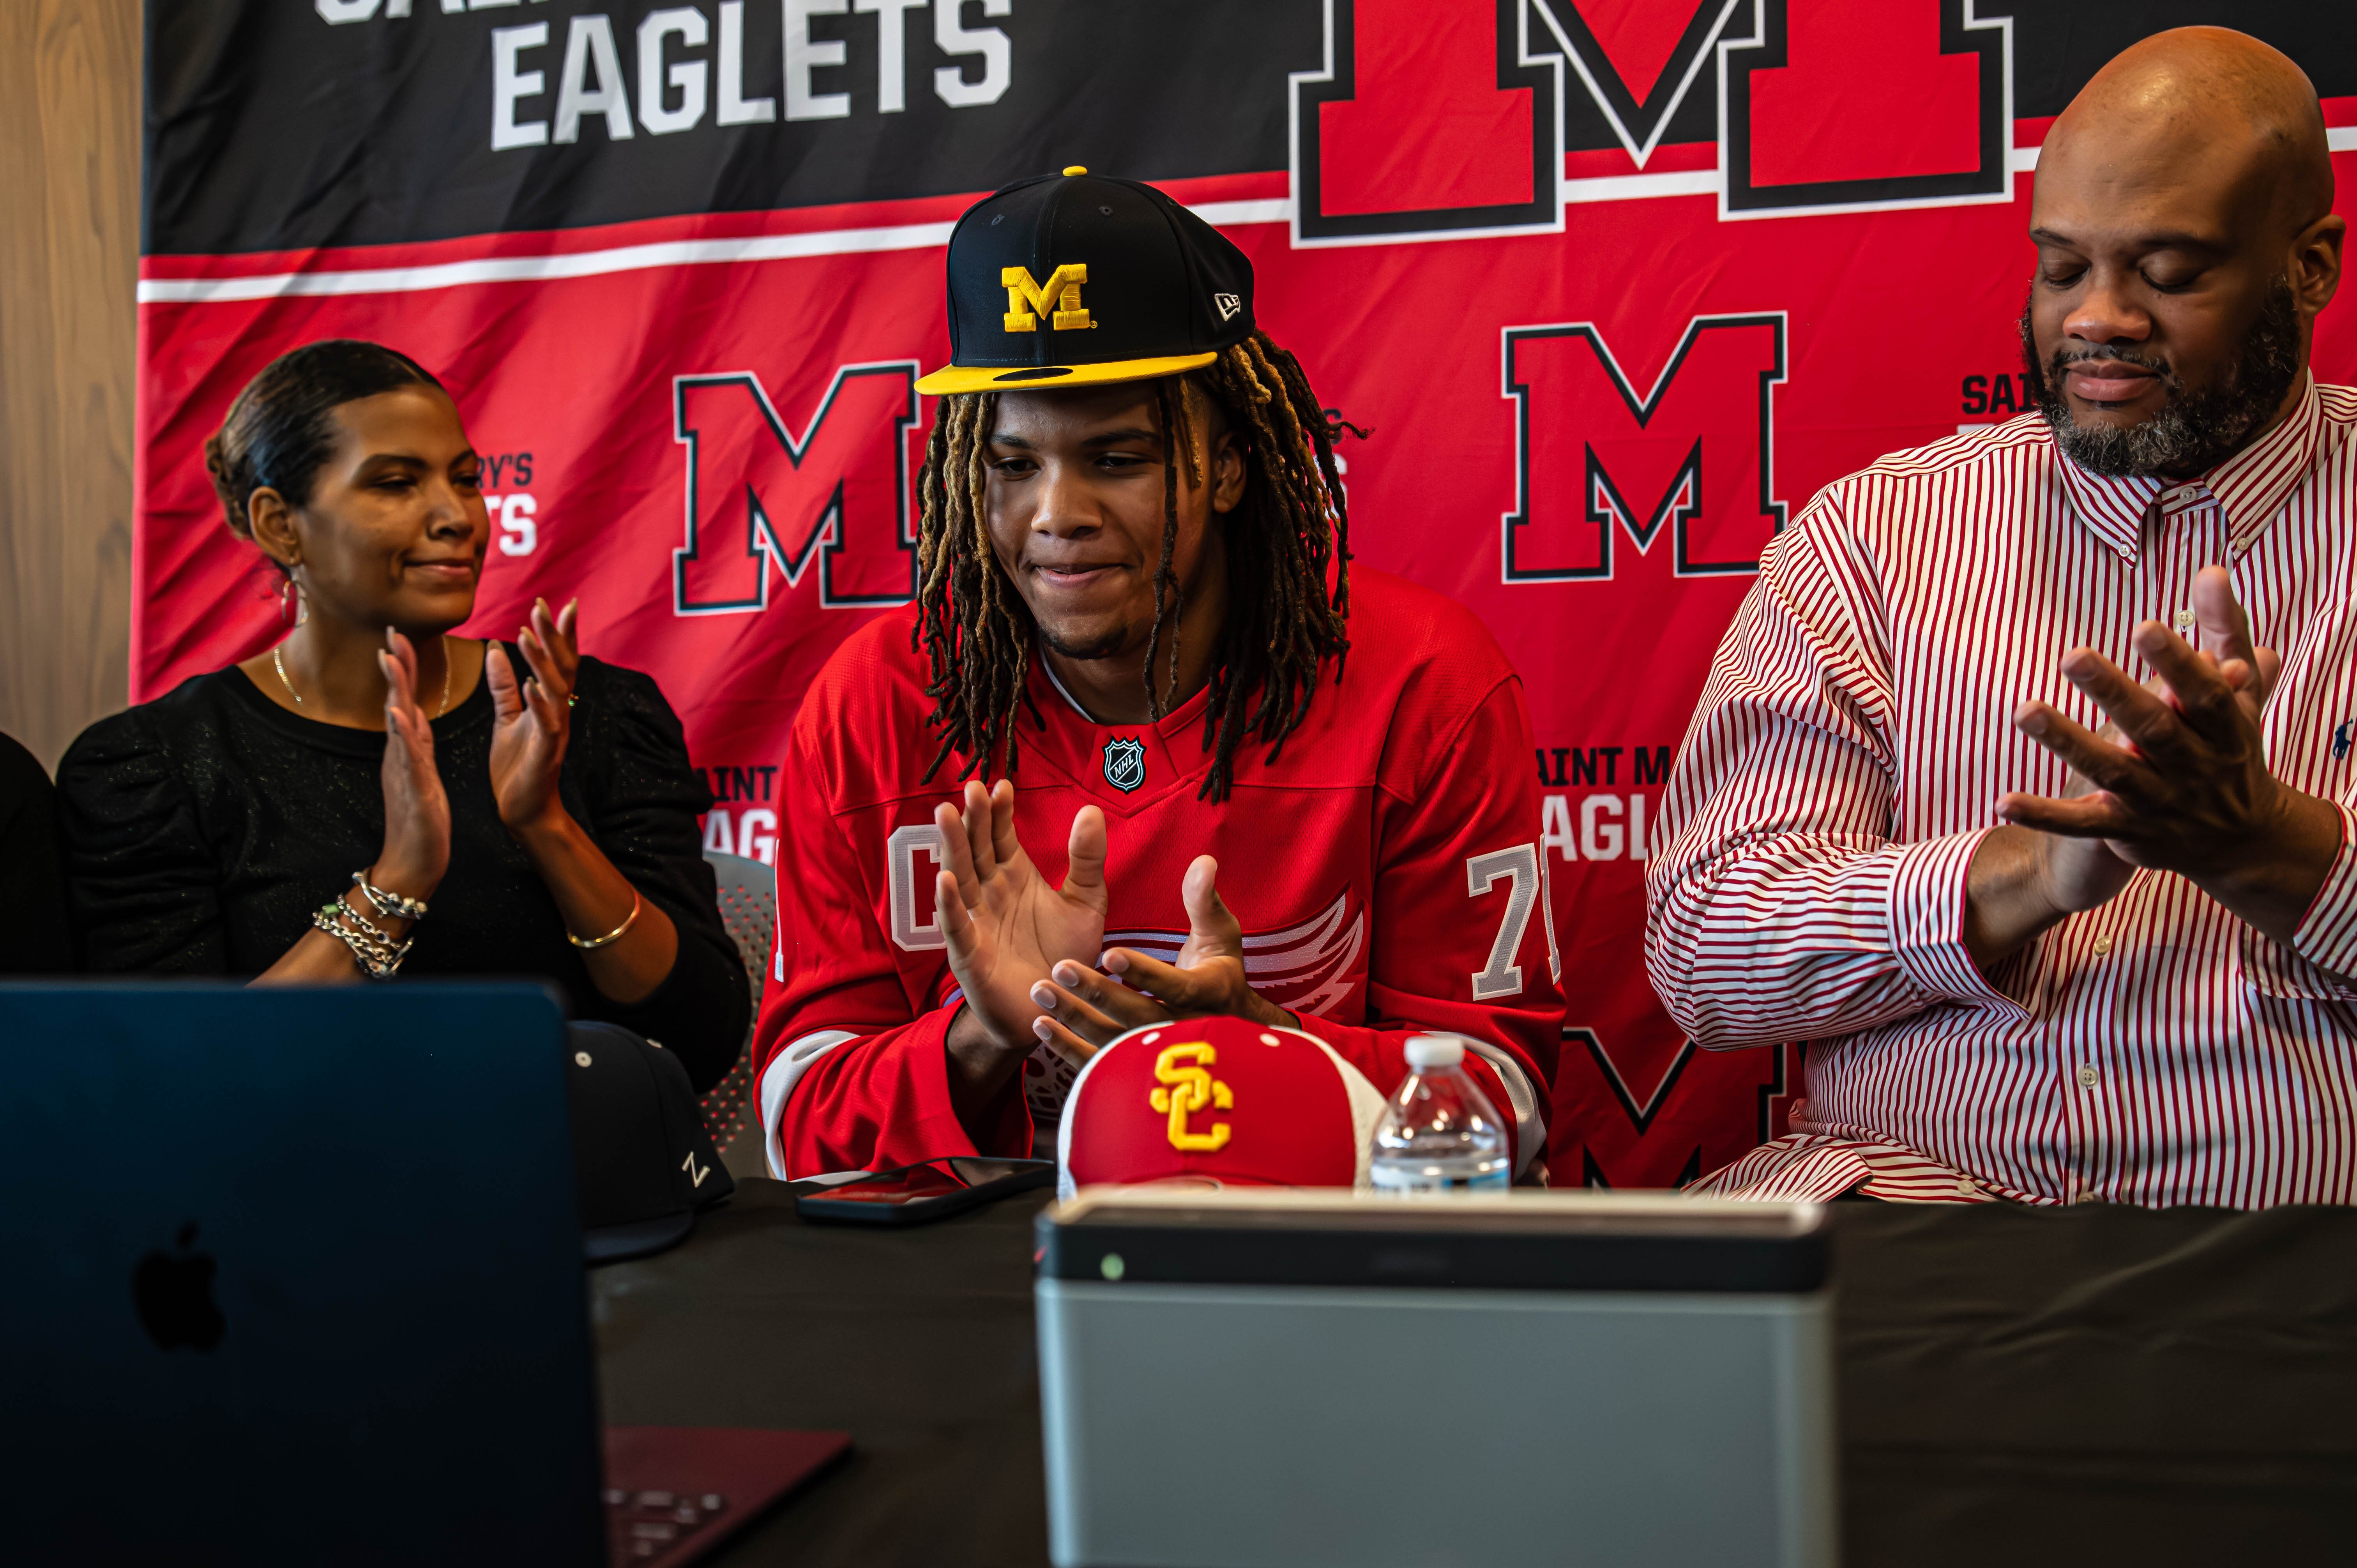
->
[133, 1221, 225, 1351]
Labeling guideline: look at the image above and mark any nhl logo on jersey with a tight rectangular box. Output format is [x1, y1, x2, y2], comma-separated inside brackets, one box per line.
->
[1102, 735, 1146, 793]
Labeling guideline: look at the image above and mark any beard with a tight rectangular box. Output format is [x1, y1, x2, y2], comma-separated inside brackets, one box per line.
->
[2019, 276, 2303, 479]
[1036, 622, 1134, 662]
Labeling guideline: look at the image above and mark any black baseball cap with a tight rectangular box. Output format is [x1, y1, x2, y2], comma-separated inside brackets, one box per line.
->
[566, 1021, 735, 1263]
[914, 167, 1256, 396]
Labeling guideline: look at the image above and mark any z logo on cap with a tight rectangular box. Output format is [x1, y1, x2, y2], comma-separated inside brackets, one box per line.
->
[1150, 1042, 1233, 1151]
[1002, 265, 1095, 332]
[1103, 735, 1146, 793]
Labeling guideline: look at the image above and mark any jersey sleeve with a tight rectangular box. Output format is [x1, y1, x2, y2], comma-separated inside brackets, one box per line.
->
[1291, 676, 1564, 1177]
[752, 724, 1030, 1178]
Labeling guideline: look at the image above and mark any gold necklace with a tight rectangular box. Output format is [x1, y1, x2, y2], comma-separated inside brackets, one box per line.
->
[272, 642, 303, 706]
[273, 636, 455, 716]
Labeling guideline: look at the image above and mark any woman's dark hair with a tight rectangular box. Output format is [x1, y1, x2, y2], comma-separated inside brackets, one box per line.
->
[204, 339, 445, 547]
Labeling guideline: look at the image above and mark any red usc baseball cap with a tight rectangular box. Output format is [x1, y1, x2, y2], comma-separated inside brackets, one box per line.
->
[1056, 1017, 1387, 1201]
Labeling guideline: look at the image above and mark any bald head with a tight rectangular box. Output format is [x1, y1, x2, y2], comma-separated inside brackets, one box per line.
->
[2045, 27, 2331, 240]
[2023, 28, 2343, 479]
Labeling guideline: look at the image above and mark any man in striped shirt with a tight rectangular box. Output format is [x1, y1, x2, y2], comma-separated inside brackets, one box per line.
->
[1647, 28, 2355, 1208]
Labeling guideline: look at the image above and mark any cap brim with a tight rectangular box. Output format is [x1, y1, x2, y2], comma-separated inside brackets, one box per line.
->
[914, 352, 1218, 396]
[583, 1211, 694, 1265]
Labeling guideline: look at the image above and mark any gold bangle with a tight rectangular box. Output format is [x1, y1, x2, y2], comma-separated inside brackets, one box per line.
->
[567, 890, 642, 950]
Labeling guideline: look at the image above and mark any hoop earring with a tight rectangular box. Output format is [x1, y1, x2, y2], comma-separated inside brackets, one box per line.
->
[279, 574, 307, 628]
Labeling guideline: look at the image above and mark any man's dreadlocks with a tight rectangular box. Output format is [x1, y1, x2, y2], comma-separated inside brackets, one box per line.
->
[912, 329, 1355, 803]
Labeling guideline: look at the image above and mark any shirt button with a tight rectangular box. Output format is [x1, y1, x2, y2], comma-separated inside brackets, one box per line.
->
[1955, 1177, 1979, 1198]
[2073, 1188, 2103, 1205]
[2092, 934, 2114, 956]
[2173, 608, 2195, 629]
[2077, 1063, 2099, 1088]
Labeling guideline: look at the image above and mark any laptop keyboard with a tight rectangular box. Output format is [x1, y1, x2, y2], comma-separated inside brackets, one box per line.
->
[605, 1486, 730, 1564]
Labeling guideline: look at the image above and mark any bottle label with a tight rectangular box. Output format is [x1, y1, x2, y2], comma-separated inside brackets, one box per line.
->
[1369, 1165, 1511, 1192]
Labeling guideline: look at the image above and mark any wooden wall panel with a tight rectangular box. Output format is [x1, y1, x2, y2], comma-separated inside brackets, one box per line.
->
[0, 0, 138, 772]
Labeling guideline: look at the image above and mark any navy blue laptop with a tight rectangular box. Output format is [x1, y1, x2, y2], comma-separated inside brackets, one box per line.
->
[0, 982, 850, 1567]
[0, 983, 601, 1564]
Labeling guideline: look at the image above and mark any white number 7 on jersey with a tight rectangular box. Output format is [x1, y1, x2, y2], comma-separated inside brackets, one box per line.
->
[1465, 843, 1561, 1000]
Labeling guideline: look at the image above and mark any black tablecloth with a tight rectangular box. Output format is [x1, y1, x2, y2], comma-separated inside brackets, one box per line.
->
[590, 1182, 2357, 1566]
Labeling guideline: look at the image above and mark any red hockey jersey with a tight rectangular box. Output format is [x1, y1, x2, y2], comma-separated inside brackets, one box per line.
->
[752, 568, 1565, 1177]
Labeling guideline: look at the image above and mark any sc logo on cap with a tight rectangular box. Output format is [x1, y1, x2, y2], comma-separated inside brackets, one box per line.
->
[1149, 1042, 1234, 1151]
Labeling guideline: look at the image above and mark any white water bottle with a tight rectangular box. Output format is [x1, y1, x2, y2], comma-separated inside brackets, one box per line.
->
[1369, 1035, 1511, 1193]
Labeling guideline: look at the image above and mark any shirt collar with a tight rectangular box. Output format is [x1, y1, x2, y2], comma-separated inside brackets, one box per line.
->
[2055, 375, 2322, 563]
[1032, 641, 1211, 735]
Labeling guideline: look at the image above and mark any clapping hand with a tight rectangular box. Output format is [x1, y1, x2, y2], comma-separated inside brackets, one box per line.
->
[374, 628, 451, 902]
[1998, 565, 2337, 943]
[1995, 683, 2156, 921]
[480, 596, 681, 1005]
[1027, 855, 1295, 1065]
[934, 779, 1111, 1055]
[488, 597, 579, 835]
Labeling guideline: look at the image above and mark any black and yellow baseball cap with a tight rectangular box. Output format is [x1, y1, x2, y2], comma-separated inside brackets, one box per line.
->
[913, 167, 1256, 396]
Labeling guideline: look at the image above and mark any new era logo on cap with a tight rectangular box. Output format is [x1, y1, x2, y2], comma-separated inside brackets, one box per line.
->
[1056, 1016, 1387, 1200]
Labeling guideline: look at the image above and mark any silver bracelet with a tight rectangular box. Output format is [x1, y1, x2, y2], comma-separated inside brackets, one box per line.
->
[315, 901, 400, 977]
[313, 899, 412, 980]
[352, 870, 428, 923]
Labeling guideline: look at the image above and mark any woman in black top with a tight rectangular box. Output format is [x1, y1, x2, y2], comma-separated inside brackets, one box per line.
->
[0, 731, 73, 974]
[59, 341, 746, 1089]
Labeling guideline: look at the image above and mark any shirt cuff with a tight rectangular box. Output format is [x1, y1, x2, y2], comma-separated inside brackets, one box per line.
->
[1886, 828, 2030, 1016]
[2259, 801, 2357, 996]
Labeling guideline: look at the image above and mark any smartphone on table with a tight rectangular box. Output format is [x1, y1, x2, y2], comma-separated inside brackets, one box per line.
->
[790, 1157, 1055, 1227]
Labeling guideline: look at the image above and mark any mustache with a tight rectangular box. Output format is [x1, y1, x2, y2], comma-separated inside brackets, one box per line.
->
[2016, 273, 2303, 479]
[2044, 342, 2182, 391]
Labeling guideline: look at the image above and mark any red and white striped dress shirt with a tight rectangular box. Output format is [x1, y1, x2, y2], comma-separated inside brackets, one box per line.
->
[1646, 379, 2357, 1208]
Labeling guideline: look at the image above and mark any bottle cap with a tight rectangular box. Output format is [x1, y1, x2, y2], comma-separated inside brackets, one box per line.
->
[1403, 1035, 1465, 1071]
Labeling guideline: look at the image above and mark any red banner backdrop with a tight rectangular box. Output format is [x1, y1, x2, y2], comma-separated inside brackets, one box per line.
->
[135, 1, 2357, 1186]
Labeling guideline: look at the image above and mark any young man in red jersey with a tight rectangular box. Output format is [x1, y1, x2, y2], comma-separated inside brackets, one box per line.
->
[753, 168, 1564, 1176]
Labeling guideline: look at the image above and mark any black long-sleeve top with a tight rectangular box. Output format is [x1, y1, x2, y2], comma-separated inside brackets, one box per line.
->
[56, 648, 748, 1091]
[0, 731, 74, 974]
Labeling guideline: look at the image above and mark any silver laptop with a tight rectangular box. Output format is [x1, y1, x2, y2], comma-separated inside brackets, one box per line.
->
[1035, 1187, 1837, 1568]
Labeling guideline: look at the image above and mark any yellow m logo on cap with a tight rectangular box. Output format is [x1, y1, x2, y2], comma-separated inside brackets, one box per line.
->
[1148, 1042, 1233, 1152]
[1002, 264, 1095, 332]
